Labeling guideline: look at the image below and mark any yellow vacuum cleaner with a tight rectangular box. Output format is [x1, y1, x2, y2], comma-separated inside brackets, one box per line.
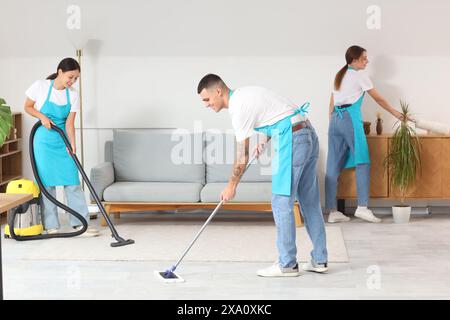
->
[4, 179, 43, 238]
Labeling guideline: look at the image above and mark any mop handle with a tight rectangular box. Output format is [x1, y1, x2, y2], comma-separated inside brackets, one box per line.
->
[172, 155, 257, 270]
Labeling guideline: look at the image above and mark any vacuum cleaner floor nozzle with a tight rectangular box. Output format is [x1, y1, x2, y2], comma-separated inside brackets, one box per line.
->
[110, 239, 135, 247]
[154, 270, 185, 283]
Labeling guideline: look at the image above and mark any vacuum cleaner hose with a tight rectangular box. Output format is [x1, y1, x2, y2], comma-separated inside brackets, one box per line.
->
[8, 121, 134, 247]
[8, 122, 88, 240]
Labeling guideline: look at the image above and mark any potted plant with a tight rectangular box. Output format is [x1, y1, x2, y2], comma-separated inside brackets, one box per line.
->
[0, 97, 13, 147]
[384, 100, 421, 223]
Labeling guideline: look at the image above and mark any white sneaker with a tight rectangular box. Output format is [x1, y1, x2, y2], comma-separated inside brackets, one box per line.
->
[328, 211, 350, 223]
[302, 260, 328, 273]
[73, 226, 100, 237]
[256, 262, 299, 277]
[46, 228, 59, 235]
[354, 207, 382, 223]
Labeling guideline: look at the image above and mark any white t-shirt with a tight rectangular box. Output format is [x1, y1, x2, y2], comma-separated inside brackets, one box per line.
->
[228, 86, 306, 142]
[25, 80, 80, 112]
[332, 68, 374, 106]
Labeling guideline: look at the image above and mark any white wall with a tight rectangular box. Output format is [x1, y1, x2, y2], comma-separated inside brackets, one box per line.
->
[2, 0, 450, 57]
[1, 0, 450, 208]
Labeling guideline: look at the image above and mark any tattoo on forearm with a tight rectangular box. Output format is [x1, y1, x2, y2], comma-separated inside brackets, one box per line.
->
[230, 140, 249, 183]
[232, 166, 242, 179]
[231, 157, 248, 182]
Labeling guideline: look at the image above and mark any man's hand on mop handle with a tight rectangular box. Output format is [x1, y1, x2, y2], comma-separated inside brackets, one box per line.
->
[220, 183, 237, 202]
[252, 136, 271, 159]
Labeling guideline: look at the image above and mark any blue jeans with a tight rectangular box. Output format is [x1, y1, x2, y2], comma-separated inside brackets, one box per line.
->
[271, 124, 328, 267]
[41, 185, 89, 229]
[325, 111, 370, 210]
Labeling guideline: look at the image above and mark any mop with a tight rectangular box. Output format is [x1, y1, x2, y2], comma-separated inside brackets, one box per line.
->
[155, 155, 257, 283]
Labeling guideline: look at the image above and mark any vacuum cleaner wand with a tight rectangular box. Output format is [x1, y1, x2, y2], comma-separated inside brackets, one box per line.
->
[21, 121, 134, 246]
[156, 155, 257, 282]
[48, 124, 135, 247]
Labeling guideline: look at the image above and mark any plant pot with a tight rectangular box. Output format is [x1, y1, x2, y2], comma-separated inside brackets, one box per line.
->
[392, 205, 411, 223]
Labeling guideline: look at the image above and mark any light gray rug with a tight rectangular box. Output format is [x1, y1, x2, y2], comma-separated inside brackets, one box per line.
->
[20, 222, 348, 262]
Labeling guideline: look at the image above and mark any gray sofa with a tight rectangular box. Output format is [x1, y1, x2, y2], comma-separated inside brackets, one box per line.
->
[90, 129, 302, 226]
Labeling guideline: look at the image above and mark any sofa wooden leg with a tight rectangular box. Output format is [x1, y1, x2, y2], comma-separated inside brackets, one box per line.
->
[101, 205, 111, 227]
[114, 212, 121, 220]
[294, 203, 303, 227]
[101, 216, 108, 227]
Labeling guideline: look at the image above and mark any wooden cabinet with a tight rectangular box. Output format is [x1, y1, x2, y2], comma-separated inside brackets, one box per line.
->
[391, 138, 442, 199]
[0, 113, 23, 195]
[337, 136, 389, 198]
[337, 135, 450, 201]
[441, 139, 450, 198]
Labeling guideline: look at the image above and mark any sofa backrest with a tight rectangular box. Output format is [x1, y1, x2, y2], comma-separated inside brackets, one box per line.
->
[105, 141, 113, 162]
[111, 129, 205, 184]
[204, 132, 272, 183]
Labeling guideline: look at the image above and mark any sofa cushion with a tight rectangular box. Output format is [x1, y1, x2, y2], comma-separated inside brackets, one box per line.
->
[113, 129, 205, 184]
[89, 162, 114, 201]
[200, 182, 272, 202]
[204, 132, 272, 183]
[103, 182, 203, 202]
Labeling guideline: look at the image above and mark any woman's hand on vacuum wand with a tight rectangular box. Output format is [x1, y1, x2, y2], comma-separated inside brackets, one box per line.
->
[40, 115, 55, 130]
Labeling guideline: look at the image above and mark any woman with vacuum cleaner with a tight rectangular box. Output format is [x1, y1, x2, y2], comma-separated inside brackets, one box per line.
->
[24, 58, 99, 236]
[325, 45, 404, 224]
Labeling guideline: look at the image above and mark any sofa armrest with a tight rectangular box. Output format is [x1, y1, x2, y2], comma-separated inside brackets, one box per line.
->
[89, 162, 115, 201]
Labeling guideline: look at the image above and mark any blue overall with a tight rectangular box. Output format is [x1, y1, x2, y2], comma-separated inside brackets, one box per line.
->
[33, 80, 80, 187]
[325, 92, 371, 210]
[33, 80, 88, 230]
[334, 93, 370, 168]
[253, 103, 328, 267]
[254, 102, 310, 196]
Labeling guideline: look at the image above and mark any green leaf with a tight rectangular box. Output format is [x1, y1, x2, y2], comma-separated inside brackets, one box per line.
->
[383, 100, 421, 204]
[0, 99, 13, 147]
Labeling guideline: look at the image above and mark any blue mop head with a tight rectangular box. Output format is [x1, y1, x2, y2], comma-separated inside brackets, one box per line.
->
[162, 269, 178, 279]
[154, 266, 185, 282]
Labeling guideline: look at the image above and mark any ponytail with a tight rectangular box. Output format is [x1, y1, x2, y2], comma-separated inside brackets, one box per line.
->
[334, 45, 367, 91]
[46, 73, 58, 80]
[334, 65, 348, 91]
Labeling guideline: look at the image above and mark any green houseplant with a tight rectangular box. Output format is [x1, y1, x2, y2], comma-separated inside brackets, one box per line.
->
[384, 100, 421, 223]
[0, 97, 13, 147]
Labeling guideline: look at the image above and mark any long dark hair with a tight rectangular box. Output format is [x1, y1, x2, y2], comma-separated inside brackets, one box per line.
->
[47, 58, 81, 80]
[334, 45, 366, 90]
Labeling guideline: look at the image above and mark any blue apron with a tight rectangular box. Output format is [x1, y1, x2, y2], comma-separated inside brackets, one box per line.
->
[253, 103, 310, 196]
[334, 93, 370, 168]
[33, 80, 80, 187]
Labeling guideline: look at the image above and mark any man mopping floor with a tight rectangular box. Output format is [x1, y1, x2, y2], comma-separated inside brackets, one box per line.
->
[197, 74, 328, 277]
